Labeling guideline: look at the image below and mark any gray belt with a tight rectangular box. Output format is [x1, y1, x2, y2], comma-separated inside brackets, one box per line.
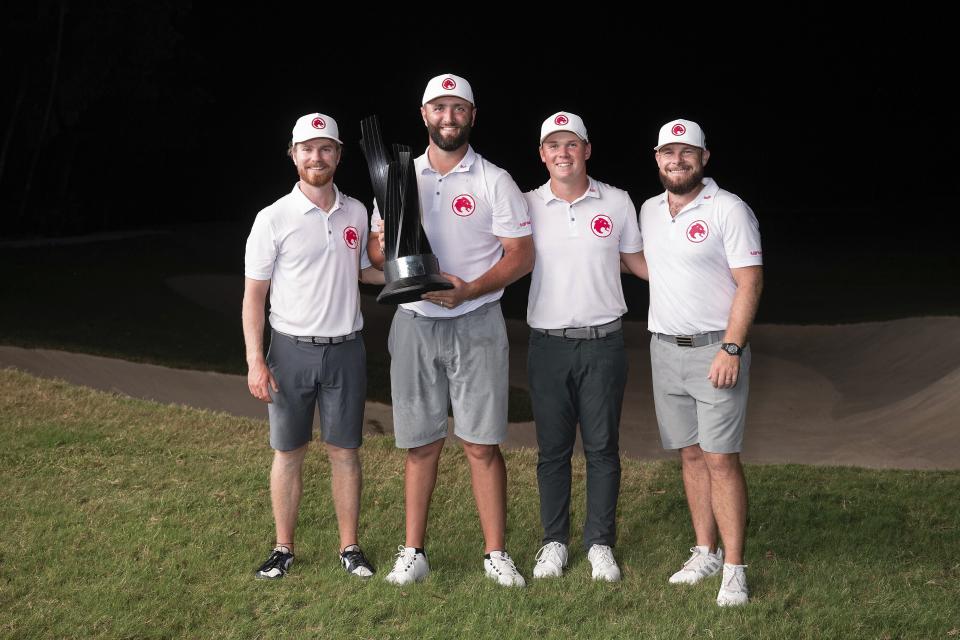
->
[533, 318, 622, 340]
[276, 330, 359, 345]
[656, 330, 723, 347]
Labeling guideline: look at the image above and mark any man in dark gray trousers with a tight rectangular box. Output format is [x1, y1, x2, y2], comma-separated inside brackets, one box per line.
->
[524, 111, 647, 581]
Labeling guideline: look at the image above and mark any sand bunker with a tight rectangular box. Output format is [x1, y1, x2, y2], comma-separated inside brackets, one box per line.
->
[2, 277, 956, 470]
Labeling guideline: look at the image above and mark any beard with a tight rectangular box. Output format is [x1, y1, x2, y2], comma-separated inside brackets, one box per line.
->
[427, 121, 471, 151]
[298, 165, 334, 187]
[659, 163, 704, 195]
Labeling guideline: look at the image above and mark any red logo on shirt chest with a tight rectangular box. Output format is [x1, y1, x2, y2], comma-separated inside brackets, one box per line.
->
[591, 214, 613, 237]
[452, 194, 476, 216]
[343, 226, 359, 249]
[686, 220, 708, 243]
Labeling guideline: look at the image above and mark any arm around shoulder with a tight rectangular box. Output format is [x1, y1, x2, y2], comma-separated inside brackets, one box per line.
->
[620, 251, 648, 280]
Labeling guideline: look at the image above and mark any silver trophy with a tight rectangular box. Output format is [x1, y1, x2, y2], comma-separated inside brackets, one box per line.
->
[360, 115, 453, 304]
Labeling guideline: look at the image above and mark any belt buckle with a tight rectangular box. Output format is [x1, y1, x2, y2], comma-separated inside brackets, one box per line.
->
[310, 336, 327, 345]
[675, 335, 694, 347]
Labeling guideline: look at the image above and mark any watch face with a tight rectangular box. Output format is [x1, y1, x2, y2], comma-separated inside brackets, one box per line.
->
[722, 343, 741, 355]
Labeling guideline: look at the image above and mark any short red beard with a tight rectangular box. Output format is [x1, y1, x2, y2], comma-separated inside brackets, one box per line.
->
[659, 164, 704, 195]
[299, 165, 333, 187]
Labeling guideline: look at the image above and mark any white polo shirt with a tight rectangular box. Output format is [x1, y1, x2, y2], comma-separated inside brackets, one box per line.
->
[372, 145, 531, 318]
[525, 177, 643, 329]
[245, 183, 371, 337]
[639, 177, 763, 335]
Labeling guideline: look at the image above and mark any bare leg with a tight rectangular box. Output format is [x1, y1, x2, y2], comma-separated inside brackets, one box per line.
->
[702, 451, 748, 564]
[404, 439, 444, 548]
[326, 443, 362, 550]
[679, 444, 719, 552]
[462, 442, 507, 553]
[271, 443, 309, 552]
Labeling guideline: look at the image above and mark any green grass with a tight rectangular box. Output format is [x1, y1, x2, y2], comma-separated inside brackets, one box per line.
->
[2, 369, 958, 639]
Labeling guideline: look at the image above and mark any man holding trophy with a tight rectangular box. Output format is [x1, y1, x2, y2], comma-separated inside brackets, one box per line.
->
[367, 73, 534, 587]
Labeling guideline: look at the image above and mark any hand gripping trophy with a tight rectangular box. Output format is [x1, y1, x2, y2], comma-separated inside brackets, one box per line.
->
[359, 116, 453, 304]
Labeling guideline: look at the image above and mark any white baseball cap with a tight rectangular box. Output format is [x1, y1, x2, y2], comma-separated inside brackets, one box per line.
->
[291, 113, 342, 145]
[539, 111, 589, 144]
[654, 118, 705, 150]
[422, 73, 475, 106]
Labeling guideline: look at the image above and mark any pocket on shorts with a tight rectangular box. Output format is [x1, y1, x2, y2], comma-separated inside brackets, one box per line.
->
[266, 331, 275, 366]
[387, 311, 398, 356]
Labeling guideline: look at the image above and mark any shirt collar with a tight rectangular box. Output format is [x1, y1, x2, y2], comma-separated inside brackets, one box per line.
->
[537, 176, 602, 205]
[419, 145, 477, 176]
[657, 177, 717, 211]
[291, 182, 343, 215]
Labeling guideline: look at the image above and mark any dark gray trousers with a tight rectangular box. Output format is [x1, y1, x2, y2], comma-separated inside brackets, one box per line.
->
[527, 329, 627, 550]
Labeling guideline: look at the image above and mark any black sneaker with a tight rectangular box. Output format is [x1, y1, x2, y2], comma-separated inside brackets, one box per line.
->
[340, 545, 375, 578]
[255, 547, 294, 580]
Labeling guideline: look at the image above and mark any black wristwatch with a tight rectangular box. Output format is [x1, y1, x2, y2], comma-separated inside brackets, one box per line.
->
[720, 342, 743, 356]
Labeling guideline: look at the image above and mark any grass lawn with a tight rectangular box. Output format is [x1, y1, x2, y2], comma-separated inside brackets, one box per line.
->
[2, 369, 958, 639]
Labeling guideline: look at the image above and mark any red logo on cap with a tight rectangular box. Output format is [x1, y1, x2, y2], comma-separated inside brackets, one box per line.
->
[686, 220, 708, 243]
[555, 114, 569, 126]
[442, 78, 457, 90]
[672, 124, 686, 136]
[591, 214, 613, 238]
[312, 117, 326, 130]
[452, 194, 476, 216]
[343, 226, 359, 249]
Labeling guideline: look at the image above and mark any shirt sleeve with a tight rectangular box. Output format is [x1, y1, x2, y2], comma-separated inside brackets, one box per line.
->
[244, 209, 277, 280]
[490, 171, 532, 238]
[722, 201, 763, 268]
[618, 193, 643, 253]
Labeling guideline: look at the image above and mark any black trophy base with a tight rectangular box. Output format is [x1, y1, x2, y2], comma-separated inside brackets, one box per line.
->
[377, 254, 454, 305]
[377, 275, 454, 304]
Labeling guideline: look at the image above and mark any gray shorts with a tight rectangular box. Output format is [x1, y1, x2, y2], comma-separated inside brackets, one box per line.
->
[649, 334, 751, 454]
[387, 301, 508, 449]
[266, 330, 366, 451]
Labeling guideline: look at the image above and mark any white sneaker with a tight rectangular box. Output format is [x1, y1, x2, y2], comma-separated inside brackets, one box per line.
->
[668, 545, 723, 585]
[532, 542, 568, 578]
[587, 544, 621, 582]
[716, 563, 749, 606]
[484, 551, 526, 587]
[384, 546, 429, 585]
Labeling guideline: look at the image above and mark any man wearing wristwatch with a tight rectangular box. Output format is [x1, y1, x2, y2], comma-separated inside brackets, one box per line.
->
[638, 119, 763, 607]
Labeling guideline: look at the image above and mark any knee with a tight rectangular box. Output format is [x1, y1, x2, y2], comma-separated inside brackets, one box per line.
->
[462, 442, 501, 465]
[325, 443, 360, 469]
[702, 452, 742, 479]
[582, 431, 618, 458]
[679, 443, 705, 466]
[407, 439, 444, 464]
[274, 443, 309, 467]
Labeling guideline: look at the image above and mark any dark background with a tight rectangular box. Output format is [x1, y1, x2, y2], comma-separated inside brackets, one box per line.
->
[1, 3, 957, 325]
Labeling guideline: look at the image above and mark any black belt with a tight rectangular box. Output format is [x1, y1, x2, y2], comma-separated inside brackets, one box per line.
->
[656, 330, 723, 347]
[533, 318, 622, 340]
[276, 330, 359, 345]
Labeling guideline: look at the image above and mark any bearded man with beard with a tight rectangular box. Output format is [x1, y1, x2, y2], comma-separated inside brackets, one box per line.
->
[638, 119, 763, 607]
[243, 113, 383, 581]
[368, 74, 534, 587]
